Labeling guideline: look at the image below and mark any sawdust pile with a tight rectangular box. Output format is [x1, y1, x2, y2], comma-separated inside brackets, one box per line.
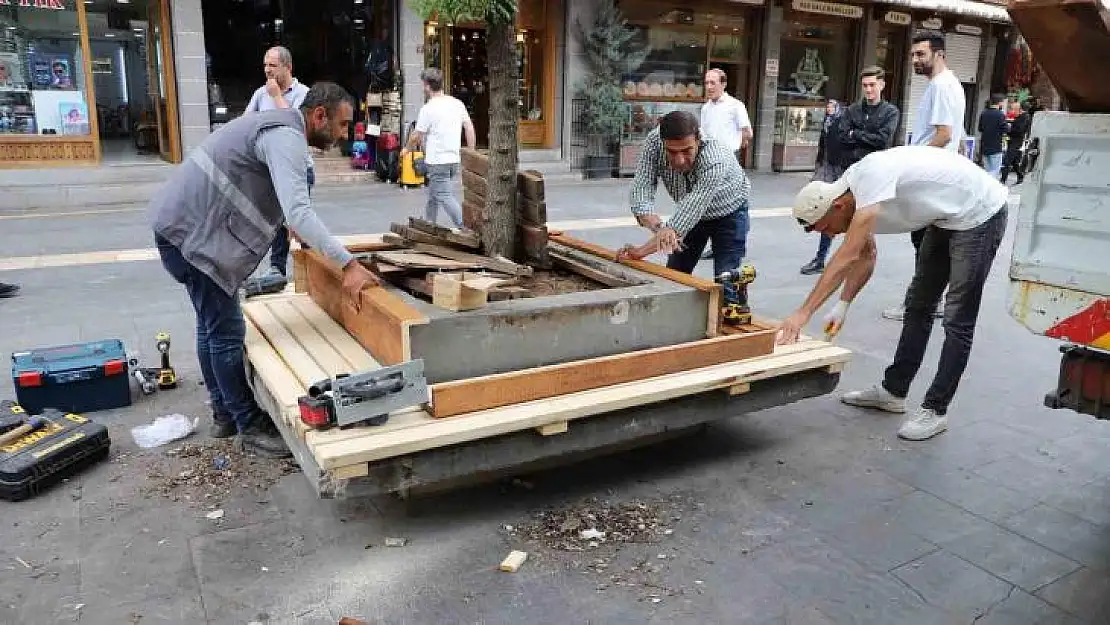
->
[507, 496, 679, 552]
[517, 270, 607, 296]
[141, 439, 296, 507]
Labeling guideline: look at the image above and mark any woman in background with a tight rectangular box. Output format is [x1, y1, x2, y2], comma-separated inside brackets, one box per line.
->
[800, 99, 846, 275]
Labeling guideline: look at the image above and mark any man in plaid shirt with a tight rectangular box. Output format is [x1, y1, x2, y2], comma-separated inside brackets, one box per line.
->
[617, 111, 751, 303]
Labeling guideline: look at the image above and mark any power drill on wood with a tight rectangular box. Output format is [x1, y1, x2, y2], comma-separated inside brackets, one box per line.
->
[716, 263, 756, 326]
[155, 332, 178, 390]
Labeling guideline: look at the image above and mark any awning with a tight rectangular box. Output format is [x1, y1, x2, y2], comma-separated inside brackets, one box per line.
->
[878, 0, 1012, 23]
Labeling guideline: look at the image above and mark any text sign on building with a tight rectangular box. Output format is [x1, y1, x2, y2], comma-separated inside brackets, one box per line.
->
[0, 0, 67, 8]
[884, 11, 911, 25]
[766, 58, 779, 77]
[920, 17, 943, 29]
[791, 0, 864, 19]
[955, 24, 983, 36]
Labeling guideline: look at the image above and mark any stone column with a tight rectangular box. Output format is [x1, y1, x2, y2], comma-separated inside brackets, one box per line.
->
[171, 0, 209, 157]
[753, 6, 782, 172]
[398, 2, 427, 135]
[561, 0, 596, 167]
[549, 0, 566, 156]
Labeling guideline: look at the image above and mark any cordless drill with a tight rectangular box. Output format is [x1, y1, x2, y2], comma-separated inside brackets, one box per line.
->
[155, 332, 178, 390]
[716, 263, 757, 326]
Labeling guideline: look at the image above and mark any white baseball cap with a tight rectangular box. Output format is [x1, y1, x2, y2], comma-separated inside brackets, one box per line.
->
[793, 177, 851, 231]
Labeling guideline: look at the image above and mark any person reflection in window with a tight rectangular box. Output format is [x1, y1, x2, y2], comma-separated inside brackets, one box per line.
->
[51, 61, 73, 89]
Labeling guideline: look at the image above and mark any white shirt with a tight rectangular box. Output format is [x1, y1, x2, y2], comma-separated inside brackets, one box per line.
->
[415, 94, 471, 165]
[700, 93, 752, 153]
[844, 145, 1008, 233]
[245, 78, 310, 112]
[911, 69, 965, 152]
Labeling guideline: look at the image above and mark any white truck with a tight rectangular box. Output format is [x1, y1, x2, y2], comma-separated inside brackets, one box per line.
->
[1006, 0, 1110, 419]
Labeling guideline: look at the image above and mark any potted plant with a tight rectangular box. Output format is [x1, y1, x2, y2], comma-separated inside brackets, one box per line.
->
[575, 0, 648, 179]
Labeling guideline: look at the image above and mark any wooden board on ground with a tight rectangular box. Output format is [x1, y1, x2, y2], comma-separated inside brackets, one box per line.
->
[550, 233, 718, 293]
[549, 250, 637, 288]
[411, 242, 533, 276]
[407, 217, 481, 249]
[373, 251, 480, 271]
[429, 328, 777, 418]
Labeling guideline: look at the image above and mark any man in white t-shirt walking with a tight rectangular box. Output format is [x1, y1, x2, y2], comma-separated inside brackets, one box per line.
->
[699, 68, 752, 259]
[883, 31, 967, 322]
[401, 68, 476, 228]
[780, 145, 1008, 441]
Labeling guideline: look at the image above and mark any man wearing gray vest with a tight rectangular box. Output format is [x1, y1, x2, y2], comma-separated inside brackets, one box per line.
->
[150, 82, 378, 458]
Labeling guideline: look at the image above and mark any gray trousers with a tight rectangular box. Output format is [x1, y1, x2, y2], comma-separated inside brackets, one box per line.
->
[425, 162, 464, 228]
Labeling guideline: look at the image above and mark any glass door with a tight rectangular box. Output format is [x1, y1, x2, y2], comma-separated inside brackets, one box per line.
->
[146, 0, 179, 162]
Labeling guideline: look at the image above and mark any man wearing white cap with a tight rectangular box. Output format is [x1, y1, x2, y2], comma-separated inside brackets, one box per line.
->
[778, 144, 1008, 441]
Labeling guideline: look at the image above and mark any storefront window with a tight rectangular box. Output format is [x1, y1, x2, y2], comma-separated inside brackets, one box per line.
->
[773, 13, 859, 171]
[0, 2, 90, 136]
[623, 26, 706, 102]
[518, 29, 543, 121]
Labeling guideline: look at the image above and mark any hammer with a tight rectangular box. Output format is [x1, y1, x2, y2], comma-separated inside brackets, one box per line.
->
[0, 416, 47, 447]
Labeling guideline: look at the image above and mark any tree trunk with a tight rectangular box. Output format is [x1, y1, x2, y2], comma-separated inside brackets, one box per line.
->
[481, 17, 520, 260]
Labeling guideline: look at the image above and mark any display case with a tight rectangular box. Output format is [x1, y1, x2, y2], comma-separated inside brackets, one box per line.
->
[618, 100, 702, 176]
[772, 105, 824, 172]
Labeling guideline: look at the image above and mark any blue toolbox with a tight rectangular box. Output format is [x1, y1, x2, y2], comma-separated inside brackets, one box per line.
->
[11, 339, 132, 415]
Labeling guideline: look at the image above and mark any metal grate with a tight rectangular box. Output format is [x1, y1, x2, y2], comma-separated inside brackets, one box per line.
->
[567, 98, 588, 172]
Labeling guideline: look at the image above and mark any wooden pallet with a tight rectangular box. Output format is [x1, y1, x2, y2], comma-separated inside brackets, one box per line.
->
[242, 292, 851, 480]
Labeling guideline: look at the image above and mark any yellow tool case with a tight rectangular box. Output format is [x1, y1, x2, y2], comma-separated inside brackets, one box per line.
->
[0, 400, 111, 501]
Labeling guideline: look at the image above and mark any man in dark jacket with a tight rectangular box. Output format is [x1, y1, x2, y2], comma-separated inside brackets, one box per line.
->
[978, 94, 1008, 177]
[1002, 99, 1032, 184]
[800, 67, 900, 275]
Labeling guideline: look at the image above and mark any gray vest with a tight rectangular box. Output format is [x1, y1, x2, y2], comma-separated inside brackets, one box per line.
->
[149, 109, 305, 296]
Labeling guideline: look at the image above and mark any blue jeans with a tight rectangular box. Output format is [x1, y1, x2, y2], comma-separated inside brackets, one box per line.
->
[815, 233, 833, 262]
[425, 163, 464, 228]
[982, 152, 1004, 178]
[269, 166, 315, 275]
[156, 235, 261, 432]
[666, 206, 749, 305]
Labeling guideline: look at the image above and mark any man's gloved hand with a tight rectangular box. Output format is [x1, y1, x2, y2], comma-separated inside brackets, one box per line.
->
[823, 300, 851, 341]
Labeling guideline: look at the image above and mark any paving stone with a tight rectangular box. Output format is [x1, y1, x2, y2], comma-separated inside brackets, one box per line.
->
[973, 453, 1103, 503]
[1002, 503, 1110, 571]
[1036, 567, 1110, 624]
[972, 588, 1087, 625]
[911, 418, 1047, 470]
[891, 550, 1013, 618]
[1042, 475, 1110, 528]
[879, 459, 1042, 524]
[940, 524, 1082, 593]
[851, 490, 1000, 546]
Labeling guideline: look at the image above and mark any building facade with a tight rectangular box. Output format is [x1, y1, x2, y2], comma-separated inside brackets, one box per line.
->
[0, 0, 1019, 172]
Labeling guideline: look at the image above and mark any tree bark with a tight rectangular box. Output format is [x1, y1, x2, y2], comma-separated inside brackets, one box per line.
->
[481, 17, 519, 260]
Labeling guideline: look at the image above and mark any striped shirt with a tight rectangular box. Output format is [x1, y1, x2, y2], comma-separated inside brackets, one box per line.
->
[630, 129, 751, 237]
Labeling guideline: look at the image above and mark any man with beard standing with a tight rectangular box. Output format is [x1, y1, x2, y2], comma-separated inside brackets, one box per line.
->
[149, 82, 379, 457]
[882, 31, 965, 322]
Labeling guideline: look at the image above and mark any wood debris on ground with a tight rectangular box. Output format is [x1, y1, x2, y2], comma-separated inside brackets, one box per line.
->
[140, 439, 296, 507]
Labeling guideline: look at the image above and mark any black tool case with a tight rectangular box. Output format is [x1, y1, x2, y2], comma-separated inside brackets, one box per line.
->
[0, 406, 111, 501]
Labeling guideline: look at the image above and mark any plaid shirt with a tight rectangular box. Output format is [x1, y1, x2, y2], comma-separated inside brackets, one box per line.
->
[630, 129, 751, 237]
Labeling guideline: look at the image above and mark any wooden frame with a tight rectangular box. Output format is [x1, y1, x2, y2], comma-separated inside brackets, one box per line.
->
[148, 0, 182, 163]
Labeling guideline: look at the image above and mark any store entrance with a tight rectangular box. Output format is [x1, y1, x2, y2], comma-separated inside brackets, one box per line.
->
[449, 26, 490, 148]
[83, 0, 179, 164]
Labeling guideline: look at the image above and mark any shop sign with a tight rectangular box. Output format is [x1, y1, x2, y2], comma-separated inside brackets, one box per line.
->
[0, 0, 67, 9]
[955, 24, 983, 36]
[884, 11, 911, 25]
[920, 17, 943, 30]
[791, 0, 864, 19]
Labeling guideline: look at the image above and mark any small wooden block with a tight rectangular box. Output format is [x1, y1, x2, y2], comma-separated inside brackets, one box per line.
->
[536, 421, 568, 436]
[517, 191, 547, 225]
[499, 550, 529, 572]
[826, 362, 845, 374]
[518, 223, 551, 268]
[332, 463, 370, 480]
[432, 272, 488, 311]
[517, 170, 545, 202]
[727, 382, 751, 396]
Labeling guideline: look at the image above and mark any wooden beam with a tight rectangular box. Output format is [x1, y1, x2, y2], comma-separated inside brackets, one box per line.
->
[298, 249, 427, 365]
[461, 147, 488, 177]
[462, 199, 486, 232]
[372, 250, 479, 270]
[407, 217, 481, 249]
[462, 169, 488, 197]
[292, 248, 308, 293]
[549, 250, 635, 288]
[429, 329, 777, 418]
[389, 223, 466, 249]
[411, 242, 533, 277]
[549, 233, 719, 292]
[517, 192, 547, 226]
[517, 169, 545, 202]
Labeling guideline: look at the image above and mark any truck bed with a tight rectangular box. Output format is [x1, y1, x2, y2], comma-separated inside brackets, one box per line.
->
[242, 291, 851, 498]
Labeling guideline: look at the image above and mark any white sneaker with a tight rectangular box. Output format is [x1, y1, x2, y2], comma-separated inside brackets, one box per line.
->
[882, 305, 905, 321]
[897, 408, 949, 441]
[841, 385, 907, 413]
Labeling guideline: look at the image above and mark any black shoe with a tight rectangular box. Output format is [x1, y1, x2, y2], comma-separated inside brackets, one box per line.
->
[0, 283, 19, 299]
[209, 412, 237, 439]
[800, 259, 825, 275]
[242, 271, 288, 298]
[235, 414, 292, 459]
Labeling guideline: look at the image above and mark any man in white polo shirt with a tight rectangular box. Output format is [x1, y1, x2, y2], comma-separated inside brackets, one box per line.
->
[699, 68, 752, 259]
[779, 145, 1008, 442]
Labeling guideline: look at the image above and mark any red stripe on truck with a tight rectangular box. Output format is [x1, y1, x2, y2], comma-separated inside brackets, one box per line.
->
[1045, 299, 1110, 345]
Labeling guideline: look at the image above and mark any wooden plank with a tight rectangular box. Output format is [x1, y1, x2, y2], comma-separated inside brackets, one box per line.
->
[243, 302, 329, 387]
[462, 169, 488, 197]
[464, 189, 485, 208]
[517, 192, 547, 226]
[381, 234, 412, 248]
[549, 233, 719, 292]
[292, 248, 308, 293]
[410, 242, 533, 277]
[288, 294, 380, 372]
[266, 299, 352, 378]
[461, 147, 489, 177]
[299, 249, 427, 365]
[517, 169, 545, 202]
[518, 223, 550, 268]
[706, 288, 721, 338]
[549, 251, 635, 288]
[463, 199, 486, 231]
[332, 463, 370, 479]
[388, 223, 464, 249]
[312, 342, 852, 468]
[536, 421, 568, 436]
[373, 250, 479, 270]
[243, 316, 307, 436]
[408, 217, 481, 249]
[429, 329, 777, 418]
